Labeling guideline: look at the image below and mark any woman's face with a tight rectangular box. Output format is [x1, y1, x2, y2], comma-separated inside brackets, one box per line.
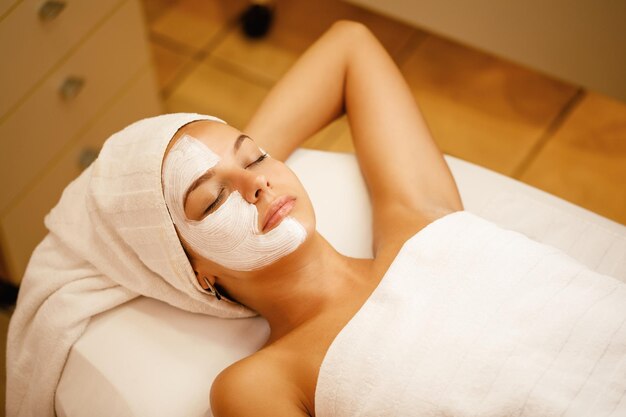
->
[162, 120, 315, 273]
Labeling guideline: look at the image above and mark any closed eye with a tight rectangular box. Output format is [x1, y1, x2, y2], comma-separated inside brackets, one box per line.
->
[247, 153, 268, 168]
[204, 189, 224, 215]
[203, 153, 267, 216]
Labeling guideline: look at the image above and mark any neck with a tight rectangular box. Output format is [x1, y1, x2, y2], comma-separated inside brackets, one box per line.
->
[219, 232, 373, 342]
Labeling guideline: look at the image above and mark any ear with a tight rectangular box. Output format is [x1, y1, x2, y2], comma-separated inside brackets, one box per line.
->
[193, 269, 214, 290]
[195, 273, 223, 301]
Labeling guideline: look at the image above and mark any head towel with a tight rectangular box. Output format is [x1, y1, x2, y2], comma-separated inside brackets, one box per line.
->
[6, 113, 255, 417]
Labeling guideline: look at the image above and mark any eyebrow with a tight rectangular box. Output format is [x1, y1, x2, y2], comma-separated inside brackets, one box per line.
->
[183, 134, 253, 210]
[234, 134, 250, 152]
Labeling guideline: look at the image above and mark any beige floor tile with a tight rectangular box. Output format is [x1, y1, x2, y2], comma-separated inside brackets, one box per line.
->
[140, 0, 177, 24]
[150, 0, 248, 52]
[401, 35, 578, 175]
[520, 93, 626, 225]
[149, 41, 194, 91]
[165, 58, 269, 129]
[302, 116, 355, 153]
[211, 0, 420, 84]
[210, 31, 300, 85]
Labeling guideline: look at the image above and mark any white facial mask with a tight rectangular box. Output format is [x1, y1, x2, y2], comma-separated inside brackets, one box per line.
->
[162, 134, 306, 271]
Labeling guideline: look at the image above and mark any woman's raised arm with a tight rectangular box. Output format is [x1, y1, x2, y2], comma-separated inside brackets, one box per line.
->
[246, 21, 463, 255]
[244, 22, 351, 159]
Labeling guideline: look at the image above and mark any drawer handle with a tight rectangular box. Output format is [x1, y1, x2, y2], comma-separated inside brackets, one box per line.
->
[78, 147, 99, 170]
[38, 1, 67, 21]
[59, 76, 85, 100]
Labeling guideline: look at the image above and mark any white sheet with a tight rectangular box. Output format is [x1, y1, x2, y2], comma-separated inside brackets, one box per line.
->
[55, 150, 626, 417]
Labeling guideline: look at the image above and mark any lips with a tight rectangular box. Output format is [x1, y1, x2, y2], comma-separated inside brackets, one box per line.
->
[262, 196, 296, 232]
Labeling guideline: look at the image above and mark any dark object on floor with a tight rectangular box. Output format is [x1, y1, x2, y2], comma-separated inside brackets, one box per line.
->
[0, 280, 19, 307]
[240, 3, 274, 38]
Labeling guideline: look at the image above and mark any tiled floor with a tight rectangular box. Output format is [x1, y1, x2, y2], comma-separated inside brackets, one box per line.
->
[146, 0, 626, 225]
[1, 2, 625, 413]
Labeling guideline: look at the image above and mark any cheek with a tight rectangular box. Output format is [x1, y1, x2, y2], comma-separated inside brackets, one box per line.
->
[198, 192, 256, 245]
[182, 191, 307, 271]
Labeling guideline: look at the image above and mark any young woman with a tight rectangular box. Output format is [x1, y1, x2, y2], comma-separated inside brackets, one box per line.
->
[159, 20, 462, 416]
[161, 21, 626, 417]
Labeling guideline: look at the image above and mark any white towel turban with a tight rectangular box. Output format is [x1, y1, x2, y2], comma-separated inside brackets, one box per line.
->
[6, 113, 254, 417]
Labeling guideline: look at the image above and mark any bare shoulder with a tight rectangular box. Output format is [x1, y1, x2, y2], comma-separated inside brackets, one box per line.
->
[210, 352, 310, 417]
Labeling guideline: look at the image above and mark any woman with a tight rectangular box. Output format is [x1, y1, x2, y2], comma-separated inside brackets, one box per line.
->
[161, 21, 626, 417]
[164, 19, 463, 415]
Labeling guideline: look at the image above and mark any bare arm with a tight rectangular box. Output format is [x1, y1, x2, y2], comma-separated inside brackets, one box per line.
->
[244, 24, 348, 160]
[245, 21, 463, 254]
[211, 361, 310, 417]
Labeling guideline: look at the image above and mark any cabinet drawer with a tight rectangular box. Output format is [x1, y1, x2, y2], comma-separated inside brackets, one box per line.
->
[0, 0, 149, 212]
[0, 0, 121, 118]
[0, 68, 161, 284]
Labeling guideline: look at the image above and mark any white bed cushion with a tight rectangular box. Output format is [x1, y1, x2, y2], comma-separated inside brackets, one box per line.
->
[56, 149, 626, 417]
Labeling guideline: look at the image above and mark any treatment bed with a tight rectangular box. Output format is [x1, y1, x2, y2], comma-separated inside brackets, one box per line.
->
[55, 149, 626, 417]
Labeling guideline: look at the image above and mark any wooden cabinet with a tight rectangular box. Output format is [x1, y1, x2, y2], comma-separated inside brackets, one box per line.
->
[0, 0, 163, 284]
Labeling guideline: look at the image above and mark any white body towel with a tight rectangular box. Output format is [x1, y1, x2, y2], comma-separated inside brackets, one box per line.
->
[315, 211, 626, 417]
[6, 114, 254, 417]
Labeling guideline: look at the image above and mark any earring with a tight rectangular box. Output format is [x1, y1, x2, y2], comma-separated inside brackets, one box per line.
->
[202, 276, 222, 301]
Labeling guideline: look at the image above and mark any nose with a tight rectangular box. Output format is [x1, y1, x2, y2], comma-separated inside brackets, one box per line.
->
[236, 170, 270, 203]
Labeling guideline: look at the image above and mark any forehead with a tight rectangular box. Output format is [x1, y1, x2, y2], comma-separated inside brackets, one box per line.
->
[165, 119, 240, 158]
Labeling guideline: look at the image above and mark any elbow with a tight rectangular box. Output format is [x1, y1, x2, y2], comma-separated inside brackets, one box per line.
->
[330, 19, 372, 41]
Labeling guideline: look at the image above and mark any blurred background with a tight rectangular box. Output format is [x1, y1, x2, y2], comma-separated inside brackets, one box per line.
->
[1, 0, 625, 412]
